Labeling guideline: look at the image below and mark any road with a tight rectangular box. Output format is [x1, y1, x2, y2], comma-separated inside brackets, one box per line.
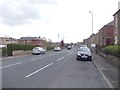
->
[2, 48, 109, 88]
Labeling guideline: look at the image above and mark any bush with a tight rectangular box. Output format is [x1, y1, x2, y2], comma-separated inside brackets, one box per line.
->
[46, 46, 54, 50]
[7, 44, 37, 56]
[104, 45, 120, 58]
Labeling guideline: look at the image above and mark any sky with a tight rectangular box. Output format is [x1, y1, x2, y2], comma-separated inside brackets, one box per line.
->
[0, 0, 119, 43]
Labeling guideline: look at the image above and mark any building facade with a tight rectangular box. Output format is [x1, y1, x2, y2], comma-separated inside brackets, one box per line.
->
[113, 9, 120, 45]
[83, 21, 115, 49]
[0, 37, 17, 45]
[18, 37, 46, 47]
[98, 21, 114, 47]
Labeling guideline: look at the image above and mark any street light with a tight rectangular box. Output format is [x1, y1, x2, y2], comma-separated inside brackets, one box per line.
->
[89, 11, 94, 52]
[89, 11, 93, 34]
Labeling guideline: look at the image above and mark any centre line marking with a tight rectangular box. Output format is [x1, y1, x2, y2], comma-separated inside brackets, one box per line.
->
[57, 57, 64, 61]
[30, 58, 39, 61]
[14, 62, 23, 65]
[30, 57, 44, 61]
[49, 54, 55, 56]
[25, 63, 53, 78]
[1, 62, 23, 69]
[2, 64, 14, 68]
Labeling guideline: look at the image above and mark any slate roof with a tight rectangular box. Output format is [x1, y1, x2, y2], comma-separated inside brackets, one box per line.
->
[106, 21, 114, 26]
[19, 37, 42, 40]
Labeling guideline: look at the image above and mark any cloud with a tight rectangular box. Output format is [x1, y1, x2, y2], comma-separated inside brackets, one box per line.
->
[0, 0, 56, 26]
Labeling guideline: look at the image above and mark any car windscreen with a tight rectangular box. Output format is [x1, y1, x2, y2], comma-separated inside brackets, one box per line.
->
[78, 48, 90, 52]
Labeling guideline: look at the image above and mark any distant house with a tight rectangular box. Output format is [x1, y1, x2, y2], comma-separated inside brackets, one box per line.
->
[113, 9, 120, 45]
[18, 37, 46, 47]
[0, 37, 17, 45]
[98, 21, 114, 47]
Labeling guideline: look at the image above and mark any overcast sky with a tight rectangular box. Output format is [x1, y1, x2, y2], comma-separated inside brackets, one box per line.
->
[0, 0, 119, 43]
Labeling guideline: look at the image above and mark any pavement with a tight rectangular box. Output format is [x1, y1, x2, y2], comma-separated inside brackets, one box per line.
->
[1, 48, 118, 88]
[92, 53, 118, 88]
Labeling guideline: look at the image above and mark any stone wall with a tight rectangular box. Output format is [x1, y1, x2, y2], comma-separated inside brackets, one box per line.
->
[12, 50, 32, 56]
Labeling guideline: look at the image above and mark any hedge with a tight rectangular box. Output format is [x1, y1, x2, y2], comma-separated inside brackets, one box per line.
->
[104, 45, 120, 58]
[7, 44, 37, 56]
[46, 46, 54, 50]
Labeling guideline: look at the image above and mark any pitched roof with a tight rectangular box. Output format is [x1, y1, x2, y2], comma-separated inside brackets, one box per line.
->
[113, 9, 120, 16]
[106, 21, 114, 26]
[19, 37, 42, 40]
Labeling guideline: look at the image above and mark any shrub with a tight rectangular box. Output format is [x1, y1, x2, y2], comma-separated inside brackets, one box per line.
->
[46, 45, 54, 50]
[104, 45, 120, 58]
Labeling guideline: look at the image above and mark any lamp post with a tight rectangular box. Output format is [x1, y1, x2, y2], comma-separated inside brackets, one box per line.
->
[89, 11, 94, 52]
[89, 11, 93, 35]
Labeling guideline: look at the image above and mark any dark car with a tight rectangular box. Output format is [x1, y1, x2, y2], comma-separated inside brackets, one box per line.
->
[67, 45, 71, 50]
[77, 47, 92, 61]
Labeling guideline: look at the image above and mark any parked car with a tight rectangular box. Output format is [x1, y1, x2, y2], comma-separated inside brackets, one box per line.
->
[54, 47, 61, 51]
[67, 45, 72, 50]
[32, 47, 46, 55]
[77, 47, 92, 61]
[80, 45, 87, 47]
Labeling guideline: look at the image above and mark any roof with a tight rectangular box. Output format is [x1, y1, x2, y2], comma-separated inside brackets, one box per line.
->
[19, 37, 42, 40]
[113, 9, 120, 16]
[106, 21, 114, 26]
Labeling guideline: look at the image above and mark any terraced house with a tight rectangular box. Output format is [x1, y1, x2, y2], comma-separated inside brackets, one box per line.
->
[113, 7, 120, 45]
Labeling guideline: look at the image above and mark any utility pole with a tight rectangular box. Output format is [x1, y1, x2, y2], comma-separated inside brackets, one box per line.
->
[58, 34, 59, 42]
[89, 11, 94, 52]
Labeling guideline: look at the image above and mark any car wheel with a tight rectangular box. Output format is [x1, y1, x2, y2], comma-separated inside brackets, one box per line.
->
[77, 57, 79, 60]
[89, 58, 92, 61]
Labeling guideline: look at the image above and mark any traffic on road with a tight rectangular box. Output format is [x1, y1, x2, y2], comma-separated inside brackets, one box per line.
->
[2, 47, 109, 88]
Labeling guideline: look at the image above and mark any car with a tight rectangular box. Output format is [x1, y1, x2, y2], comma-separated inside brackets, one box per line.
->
[54, 47, 61, 51]
[32, 47, 46, 55]
[80, 45, 87, 47]
[77, 47, 92, 61]
[67, 45, 71, 50]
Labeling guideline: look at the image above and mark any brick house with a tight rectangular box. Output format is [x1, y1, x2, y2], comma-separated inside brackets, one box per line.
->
[0, 37, 17, 45]
[98, 21, 114, 47]
[18, 37, 46, 47]
[113, 9, 120, 45]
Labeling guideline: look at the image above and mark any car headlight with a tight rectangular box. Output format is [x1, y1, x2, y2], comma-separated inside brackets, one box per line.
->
[77, 53, 81, 56]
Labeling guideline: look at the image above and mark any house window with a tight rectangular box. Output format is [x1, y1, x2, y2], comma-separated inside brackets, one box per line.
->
[6, 40, 9, 41]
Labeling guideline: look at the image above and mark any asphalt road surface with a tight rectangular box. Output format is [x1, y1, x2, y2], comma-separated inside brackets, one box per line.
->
[2, 48, 109, 88]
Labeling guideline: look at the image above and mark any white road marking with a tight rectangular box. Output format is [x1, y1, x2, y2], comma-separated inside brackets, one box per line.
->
[14, 62, 23, 65]
[30, 57, 44, 61]
[30, 58, 39, 61]
[66, 54, 70, 56]
[49, 54, 55, 56]
[2, 64, 14, 68]
[25, 63, 53, 78]
[57, 57, 64, 61]
[1, 62, 23, 69]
